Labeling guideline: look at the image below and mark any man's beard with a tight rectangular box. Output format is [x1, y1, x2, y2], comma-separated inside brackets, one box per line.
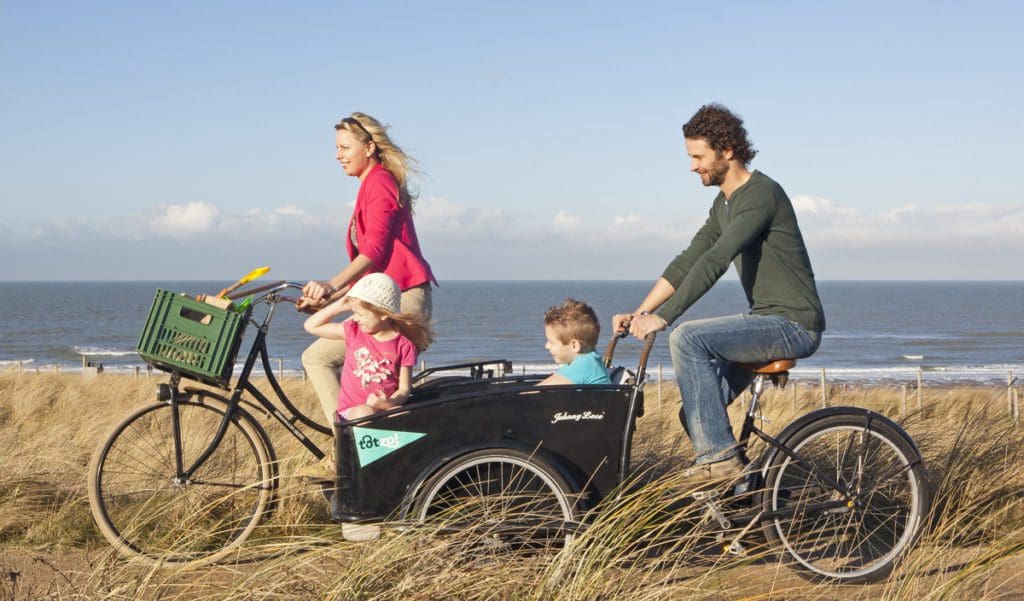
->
[703, 155, 729, 187]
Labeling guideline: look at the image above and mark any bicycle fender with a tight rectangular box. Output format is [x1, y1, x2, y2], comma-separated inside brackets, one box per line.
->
[757, 406, 922, 479]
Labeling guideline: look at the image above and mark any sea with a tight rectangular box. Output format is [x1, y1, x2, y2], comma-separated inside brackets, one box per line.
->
[1, 281, 1022, 385]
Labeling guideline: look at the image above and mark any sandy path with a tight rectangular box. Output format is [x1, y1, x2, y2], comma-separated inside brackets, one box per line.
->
[3, 544, 1024, 600]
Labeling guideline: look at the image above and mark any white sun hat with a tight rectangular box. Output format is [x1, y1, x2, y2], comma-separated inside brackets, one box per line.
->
[346, 272, 401, 313]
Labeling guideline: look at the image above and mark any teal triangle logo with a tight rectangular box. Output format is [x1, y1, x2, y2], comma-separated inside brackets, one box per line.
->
[352, 427, 426, 467]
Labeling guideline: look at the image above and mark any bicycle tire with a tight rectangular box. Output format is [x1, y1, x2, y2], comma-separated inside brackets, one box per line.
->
[411, 449, 580, 553]
[88, 398, 275, 566]
[758, 410, 930, 583]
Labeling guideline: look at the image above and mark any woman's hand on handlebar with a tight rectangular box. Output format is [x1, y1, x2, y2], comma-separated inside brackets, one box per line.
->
[296, 292, 351, 315]
[302, 279, 334, 301]
[296, 279, 345, 313]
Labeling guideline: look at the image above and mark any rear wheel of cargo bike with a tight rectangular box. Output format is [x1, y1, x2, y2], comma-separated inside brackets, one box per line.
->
[411, 449, 580, 554]
[758, 411, 930, 583]
[88, 397, 275, 566]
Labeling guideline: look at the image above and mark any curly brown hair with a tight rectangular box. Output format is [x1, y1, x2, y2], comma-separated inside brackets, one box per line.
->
[682, 103, 757, 166]
[544, 298, 601, 350]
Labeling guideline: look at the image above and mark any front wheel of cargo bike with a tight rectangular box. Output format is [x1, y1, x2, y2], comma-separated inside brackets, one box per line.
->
[88, 398, 275, 567]
[758, 411, 930, 583]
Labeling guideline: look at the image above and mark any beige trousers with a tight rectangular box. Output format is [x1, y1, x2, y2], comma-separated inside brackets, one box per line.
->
[302, 283, 433, 424]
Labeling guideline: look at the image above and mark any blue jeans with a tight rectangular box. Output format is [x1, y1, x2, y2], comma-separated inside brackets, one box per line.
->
[668, 313, 821, 464]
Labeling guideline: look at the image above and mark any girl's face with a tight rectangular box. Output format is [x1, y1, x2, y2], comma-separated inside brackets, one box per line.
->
[351, 301, 388, 335]
[335, 129, 376, 179]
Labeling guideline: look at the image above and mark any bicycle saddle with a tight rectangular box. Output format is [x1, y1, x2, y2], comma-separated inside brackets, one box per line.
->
[734, 359, 796, 374]
[733, 359, 796, 389]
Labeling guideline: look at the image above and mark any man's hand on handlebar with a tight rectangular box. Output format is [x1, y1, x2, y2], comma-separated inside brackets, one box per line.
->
[613, 312, 668, 340]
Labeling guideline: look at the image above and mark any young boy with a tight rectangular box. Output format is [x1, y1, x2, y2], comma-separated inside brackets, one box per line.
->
[538, 298, 612, 386]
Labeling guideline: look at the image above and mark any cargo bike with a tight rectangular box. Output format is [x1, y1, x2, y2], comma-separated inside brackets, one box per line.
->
[88, 280, 931, 583]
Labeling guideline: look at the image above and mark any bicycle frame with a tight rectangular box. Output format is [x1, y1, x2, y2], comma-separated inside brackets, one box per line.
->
[165, 281, 330, 483]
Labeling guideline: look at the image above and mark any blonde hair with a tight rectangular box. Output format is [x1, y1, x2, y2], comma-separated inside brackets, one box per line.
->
[335, 112, 420, 208]
[350, 298, 434, 352]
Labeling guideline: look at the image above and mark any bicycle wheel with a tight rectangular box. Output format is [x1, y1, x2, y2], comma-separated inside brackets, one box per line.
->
[88, 398, 275, 566]
[411, 449, 580, 553]
[759, 411, 930, 583]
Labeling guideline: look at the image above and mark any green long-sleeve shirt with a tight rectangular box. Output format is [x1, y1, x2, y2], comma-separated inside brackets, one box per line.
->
[655, 171, 826, 332]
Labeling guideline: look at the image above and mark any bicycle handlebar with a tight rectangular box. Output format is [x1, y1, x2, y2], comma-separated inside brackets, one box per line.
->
[602, 328, 657, 378]
[227, 280, 304, 303]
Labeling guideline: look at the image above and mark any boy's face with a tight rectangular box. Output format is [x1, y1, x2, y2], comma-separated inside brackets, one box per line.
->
[544, 325, 581, 365]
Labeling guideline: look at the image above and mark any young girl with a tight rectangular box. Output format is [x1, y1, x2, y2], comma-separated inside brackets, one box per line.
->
[303, 272, 432, 422]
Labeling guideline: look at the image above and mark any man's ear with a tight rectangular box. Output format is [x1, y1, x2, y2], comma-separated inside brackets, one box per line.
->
[722, 147, 735, 161]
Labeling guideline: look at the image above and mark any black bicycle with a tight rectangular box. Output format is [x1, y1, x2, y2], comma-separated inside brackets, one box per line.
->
[88, 280, 930, 583]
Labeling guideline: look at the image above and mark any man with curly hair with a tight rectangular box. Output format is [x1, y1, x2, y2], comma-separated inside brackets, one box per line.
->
[613, 103, 826, 488]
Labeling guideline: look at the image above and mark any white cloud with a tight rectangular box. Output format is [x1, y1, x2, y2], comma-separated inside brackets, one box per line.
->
[791, 194, 1024, 250]
[415, 196, 510, 233]
[552, 210, 582, 232]
[4, 194, 1023, 280]
[149, 202, 220, 237]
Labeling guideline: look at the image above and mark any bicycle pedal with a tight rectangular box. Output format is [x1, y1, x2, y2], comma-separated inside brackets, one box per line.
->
[690, 489, 721, 502]
[701, 500, 733, 531]
[726, 541, 747, 556]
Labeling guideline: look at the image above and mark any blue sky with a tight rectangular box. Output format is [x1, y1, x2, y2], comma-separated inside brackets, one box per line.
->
[1, 1, 1021, 281]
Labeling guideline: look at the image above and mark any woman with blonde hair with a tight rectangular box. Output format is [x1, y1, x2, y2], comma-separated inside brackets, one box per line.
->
[297, 112, 437, 480]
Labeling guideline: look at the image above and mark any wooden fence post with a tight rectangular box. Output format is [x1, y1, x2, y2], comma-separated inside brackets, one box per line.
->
[657, 364, 663, 408]
[820, 367, 827, 407]
[1009, 372, 1016, 419]
[901, 384, 908, 416]
[1013, 386, 1019, 425]
[916, 367, 923, 410]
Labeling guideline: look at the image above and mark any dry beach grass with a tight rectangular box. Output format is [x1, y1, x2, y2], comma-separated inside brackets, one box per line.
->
[1, 371, 1023, 600]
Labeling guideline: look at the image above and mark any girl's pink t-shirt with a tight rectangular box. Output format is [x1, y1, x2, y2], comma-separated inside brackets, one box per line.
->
[338, 319, 418, 416]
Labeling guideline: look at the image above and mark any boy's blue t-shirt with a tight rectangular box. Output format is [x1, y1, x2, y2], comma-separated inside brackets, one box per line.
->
[556, 351, 612, 385]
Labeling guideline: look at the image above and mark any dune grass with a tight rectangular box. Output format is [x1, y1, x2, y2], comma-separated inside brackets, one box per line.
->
[1, 371, 1023, 600]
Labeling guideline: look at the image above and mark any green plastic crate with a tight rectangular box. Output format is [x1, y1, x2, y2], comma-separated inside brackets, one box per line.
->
[137, 289, 250, 388]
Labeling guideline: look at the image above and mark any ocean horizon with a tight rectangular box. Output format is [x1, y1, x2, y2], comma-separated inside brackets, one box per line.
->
[2, 280, 1022, 385]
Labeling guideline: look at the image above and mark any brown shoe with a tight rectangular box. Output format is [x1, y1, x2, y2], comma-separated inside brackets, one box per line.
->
[679, 456, 746, 491]
[297, 455, 335, 482]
